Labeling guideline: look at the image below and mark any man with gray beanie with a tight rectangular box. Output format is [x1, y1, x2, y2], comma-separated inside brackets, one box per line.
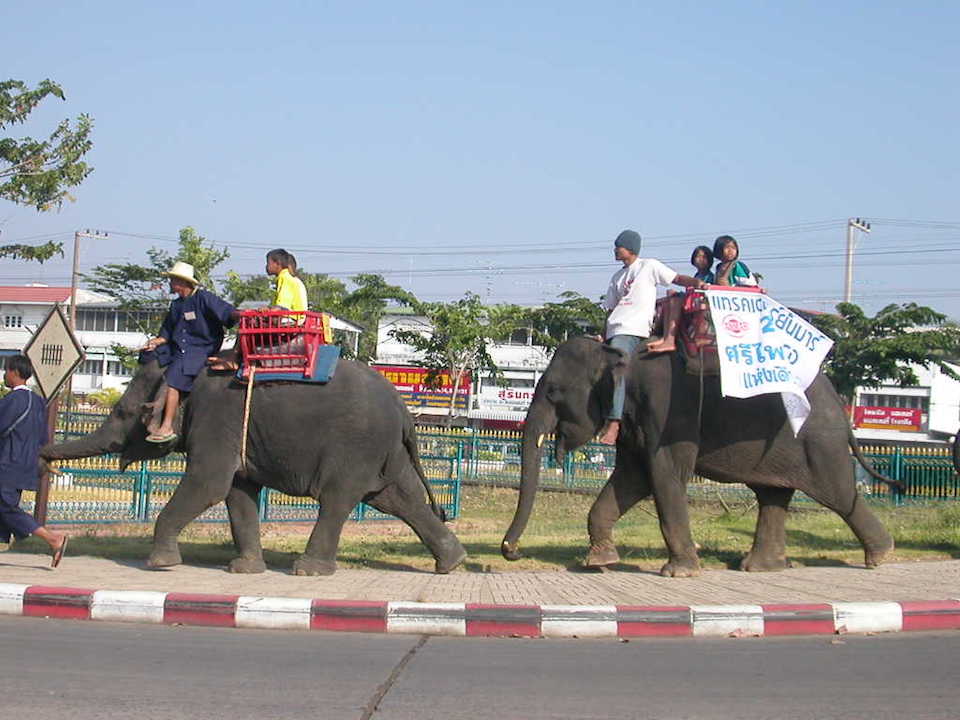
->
[598, 229, 705, 444]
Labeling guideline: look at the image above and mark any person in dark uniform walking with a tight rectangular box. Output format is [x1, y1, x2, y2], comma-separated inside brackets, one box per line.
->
[143, 262, 239, 443]
[0, 354, 68, 566]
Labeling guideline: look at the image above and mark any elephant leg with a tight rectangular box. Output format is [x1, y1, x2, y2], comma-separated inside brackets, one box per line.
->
[740, 485, 795, 572]
[650, 449, 700, 577]
[822, 491, 895, 568]
[293, 483, 363, 576]
[148, 457, 238, 569]
[224, 474, 266, 574]
[803, 456, 895, 569]
[366, 475, 467, 574]
[585, 461, 651, 568]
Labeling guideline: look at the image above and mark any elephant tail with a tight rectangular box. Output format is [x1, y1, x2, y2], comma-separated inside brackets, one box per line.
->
[847, 426, 905, 491]
[403, 417, 448, 522]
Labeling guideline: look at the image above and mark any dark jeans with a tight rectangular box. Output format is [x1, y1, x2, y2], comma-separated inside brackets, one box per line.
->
[606, 334, 646, 420]
[0, 486, 39, 542]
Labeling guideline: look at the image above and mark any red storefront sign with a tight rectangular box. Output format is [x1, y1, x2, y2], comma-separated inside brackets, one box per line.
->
[853, 406, 922, 432]
[373, 365, 471, 410]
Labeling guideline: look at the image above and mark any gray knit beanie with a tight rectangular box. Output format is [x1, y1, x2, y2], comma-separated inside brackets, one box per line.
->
[614, 229, 642, 254]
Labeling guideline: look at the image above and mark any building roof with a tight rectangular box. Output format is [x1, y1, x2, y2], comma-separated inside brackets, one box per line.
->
[0, 285, 117, 306]
[0, 286, 71, 304]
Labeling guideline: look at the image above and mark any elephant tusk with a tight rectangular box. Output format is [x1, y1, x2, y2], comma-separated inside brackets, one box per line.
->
[537, 434, 545, 448]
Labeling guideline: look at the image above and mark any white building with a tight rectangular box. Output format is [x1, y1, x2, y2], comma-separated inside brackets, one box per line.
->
[0, 285, 150, 393]
[375, 309, 551, 428]
[852, 361, 960, 446]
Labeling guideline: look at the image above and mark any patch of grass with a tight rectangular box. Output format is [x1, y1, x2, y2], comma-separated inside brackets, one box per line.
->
[8, 488, 960, 572]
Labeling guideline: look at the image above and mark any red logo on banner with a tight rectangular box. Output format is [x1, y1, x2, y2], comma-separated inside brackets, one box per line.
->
[721, 314, 750, 338]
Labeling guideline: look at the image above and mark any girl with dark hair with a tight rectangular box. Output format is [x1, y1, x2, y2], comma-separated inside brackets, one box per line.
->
[691, 245, 715, 283]
[712, 235, 757, 287]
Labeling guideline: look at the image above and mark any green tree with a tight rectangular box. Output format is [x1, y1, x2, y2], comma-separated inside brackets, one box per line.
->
[811, 302, 960, 403]
[340, 273, 418, 360]
[525, 290, 605, 348]
[1, 78, 94, 261]
[390, 293, 525, 424]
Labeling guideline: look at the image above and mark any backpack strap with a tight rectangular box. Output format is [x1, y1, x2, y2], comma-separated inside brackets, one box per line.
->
[0, 391, 33, 439]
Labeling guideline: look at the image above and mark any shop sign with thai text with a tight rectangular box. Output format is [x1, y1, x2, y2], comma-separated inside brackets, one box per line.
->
[373, 365, 470, 410]
[854, 406, 922, 432]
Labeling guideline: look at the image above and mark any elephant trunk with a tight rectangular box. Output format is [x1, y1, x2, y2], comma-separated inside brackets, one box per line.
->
[42, 358, 167, 465]
[501, 398, 556, 560]
[41, 415, 128, 460]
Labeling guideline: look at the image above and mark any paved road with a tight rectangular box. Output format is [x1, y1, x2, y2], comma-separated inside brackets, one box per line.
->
[4, 616, 959, 719]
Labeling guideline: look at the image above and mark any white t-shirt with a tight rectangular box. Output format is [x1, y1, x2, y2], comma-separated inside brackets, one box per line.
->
[603, 257, 678, 339]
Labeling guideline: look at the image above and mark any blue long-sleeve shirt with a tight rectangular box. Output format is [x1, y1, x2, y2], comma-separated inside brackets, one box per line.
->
[156, 289, 237, 377]
[0, 386, 47, 491]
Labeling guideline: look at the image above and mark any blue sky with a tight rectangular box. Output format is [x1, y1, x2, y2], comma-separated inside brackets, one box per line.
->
[3, 1, 958, 318]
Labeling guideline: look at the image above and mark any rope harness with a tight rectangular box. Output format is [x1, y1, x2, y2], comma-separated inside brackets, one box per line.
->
[241, 365, 256, 472]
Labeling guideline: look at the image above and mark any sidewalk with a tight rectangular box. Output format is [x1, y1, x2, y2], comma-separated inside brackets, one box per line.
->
[2, 551, 959, 638]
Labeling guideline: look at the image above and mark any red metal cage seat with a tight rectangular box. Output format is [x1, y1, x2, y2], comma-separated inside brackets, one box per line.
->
[237, 309, 333, 379]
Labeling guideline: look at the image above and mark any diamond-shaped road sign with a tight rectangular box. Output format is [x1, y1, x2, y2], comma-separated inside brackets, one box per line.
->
[22, 304, 85, 400]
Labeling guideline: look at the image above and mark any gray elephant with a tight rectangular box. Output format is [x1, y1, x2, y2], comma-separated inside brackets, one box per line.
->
[501, 336, 899, 576]
[43, 355, 467, 576]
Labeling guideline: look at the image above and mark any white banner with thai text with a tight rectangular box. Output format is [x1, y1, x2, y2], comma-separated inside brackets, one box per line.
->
[704, 290, 833, 434]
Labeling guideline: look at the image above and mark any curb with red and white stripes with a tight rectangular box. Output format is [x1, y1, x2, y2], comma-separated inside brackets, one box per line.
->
[2, 583, 958, 638]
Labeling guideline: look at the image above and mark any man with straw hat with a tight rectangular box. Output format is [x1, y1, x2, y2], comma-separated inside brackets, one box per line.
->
[141, 261, 239, 443]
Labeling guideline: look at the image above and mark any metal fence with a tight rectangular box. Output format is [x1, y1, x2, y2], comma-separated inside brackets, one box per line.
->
[31, 411, 460, 525]
[32, 412, 959, 525]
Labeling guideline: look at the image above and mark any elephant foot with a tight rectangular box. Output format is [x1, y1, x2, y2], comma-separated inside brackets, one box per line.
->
[740, 551, 791, 572]
[228, 556, 267, 574]
[146, 547, 182, 569]
[584, 542, 621, 568]
[864, 539, 895, 569]
[659, 558, 701, 578]
[501, 540, 522, 561]
[293, 555, 337, 576]
[435, 547, 467, 574]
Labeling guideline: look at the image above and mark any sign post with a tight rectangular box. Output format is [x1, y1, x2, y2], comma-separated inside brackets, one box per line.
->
[22, 304, 85, 524]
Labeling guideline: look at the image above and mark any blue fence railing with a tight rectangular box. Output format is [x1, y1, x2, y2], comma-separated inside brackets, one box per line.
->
[37, 412, 958, 525]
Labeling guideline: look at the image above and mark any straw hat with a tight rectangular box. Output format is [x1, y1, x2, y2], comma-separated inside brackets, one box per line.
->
[164, 261, 198, 286]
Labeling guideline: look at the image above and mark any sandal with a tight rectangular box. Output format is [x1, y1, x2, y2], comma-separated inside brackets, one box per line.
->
[146, 431, 178, 444]
[51, 536, 68, 568]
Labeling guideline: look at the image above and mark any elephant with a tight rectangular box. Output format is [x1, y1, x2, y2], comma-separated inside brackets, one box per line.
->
[42, 354, 467, 576]
[501, 336, 900, 577]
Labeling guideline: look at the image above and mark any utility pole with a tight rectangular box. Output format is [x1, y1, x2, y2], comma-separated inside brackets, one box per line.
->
[843, 218, 871, 304]
[69, 229, 109, 329]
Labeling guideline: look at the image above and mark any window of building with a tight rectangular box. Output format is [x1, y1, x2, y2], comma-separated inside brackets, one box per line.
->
[79, 359, 103, 375]
[509, 377, 535, 388]
[116, 310, 164, 333]
[106, 360, 133, 377]
[500, 328, 532, 346]
[76, 309, 116, 332]
[3, 315, 23, 328]
[859, 393, 929, 413]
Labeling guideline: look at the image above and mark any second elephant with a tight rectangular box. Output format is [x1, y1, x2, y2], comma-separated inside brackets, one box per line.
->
[501, 337, 899, 576]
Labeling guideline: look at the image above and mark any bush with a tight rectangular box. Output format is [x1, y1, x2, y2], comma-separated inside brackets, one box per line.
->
[86, 388, 122, 409]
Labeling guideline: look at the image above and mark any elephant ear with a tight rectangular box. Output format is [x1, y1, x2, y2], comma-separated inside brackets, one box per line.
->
[119, 381, 183, 470]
